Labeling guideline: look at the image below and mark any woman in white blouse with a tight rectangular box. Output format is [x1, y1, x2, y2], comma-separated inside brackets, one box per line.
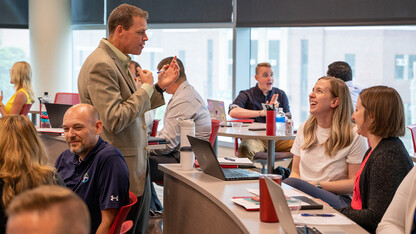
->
[283, 76, 368, 208]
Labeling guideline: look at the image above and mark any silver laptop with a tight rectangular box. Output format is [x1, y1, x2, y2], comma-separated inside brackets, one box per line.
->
[207, 99, 254, 126]
[207, 99, 229, 125]
[265, 177, 324, 234]
[187, 135, 259, 181]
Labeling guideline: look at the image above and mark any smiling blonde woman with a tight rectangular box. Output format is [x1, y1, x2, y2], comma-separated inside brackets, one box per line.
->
[284, 76, 368, 209]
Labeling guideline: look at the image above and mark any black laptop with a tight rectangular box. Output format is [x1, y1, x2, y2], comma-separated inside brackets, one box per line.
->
[187, 136, 260, 181]
[44, 103, 72, 128]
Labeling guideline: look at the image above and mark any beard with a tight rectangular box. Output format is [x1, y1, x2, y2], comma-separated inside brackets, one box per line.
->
[68, 143, 87, 156]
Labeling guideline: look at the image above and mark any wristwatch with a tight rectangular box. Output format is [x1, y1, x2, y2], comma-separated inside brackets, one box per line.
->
[155, 83, 166, 94]
[316, 182, 322, 189]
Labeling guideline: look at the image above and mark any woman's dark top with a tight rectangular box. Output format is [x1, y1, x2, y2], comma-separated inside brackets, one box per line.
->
[339, 137, 413, 233]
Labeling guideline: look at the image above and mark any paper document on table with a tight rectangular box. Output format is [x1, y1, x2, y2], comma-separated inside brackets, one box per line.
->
[231, 197, 259, 211]
[293, 213, 355, 225]
[247, 188, 259, 196]
[247, 188, 314, 198]
[283, 188, 312, 198]
[36, 128, 64, 134]
[218, 157, 254, 166]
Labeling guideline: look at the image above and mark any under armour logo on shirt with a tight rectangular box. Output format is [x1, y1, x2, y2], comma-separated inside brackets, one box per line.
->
[110, 195, 119, 201]
[81, 173, 89, 183]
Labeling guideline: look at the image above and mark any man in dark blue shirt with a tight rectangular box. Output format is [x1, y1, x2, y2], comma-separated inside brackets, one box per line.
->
[55, 104, 129, 234]
[229, 62, 293, 160]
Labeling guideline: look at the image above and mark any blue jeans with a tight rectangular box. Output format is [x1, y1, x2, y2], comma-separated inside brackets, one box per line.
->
[283, 177, 351, 209]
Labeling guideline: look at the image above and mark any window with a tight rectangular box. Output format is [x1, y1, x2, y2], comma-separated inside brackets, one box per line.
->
[0, 29, 29, 102]
[345, 54, 356, 78]
[72, 29, 106, 90]
[395, 54, 416, 80]
[250, 26, 416, 153]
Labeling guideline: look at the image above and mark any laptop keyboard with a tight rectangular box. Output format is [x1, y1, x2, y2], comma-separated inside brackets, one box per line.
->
[296, 226, 322, 234]
[223, 168, 259, 179]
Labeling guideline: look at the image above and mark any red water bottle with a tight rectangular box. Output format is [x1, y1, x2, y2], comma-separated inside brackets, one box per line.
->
[259, 174, 282, 222]
[266, 109, 276, 136]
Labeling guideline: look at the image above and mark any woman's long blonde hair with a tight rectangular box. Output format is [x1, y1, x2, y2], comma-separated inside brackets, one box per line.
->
[302, 77, 355, 157]
[0, 115, 56, 208]
[10, 61, 35, 103]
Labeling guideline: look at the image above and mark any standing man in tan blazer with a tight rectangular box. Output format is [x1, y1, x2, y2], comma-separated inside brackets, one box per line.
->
[77, 4, 179, 233]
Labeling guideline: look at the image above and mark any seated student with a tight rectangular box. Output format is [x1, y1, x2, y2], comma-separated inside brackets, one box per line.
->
[327, 61, 362, 109]
[0, 62, 35, 116]
[6, 185, 90, 234]
[377, 166, 416, 233]
[339, 86, 413, 233]
[283, 77, 368, 208]
[0, 115, 60, 232]
[129, 60, 156, 135]
[55, 104, 130, 234]
[149, 56, 211, 162]
[228, 62, 293, 160]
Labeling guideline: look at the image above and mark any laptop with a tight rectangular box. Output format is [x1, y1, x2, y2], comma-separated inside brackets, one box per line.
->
[44, 103, 72, 128]
[187, 135, 260, 181]
[265, 177, 337, 234]
[207, 99, 254, 126]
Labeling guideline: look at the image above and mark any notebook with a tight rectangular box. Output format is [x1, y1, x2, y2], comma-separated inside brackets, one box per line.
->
[265, 177, 337, 234]
[207, 99, 254, 126]
[187, 135, 260, 181]
[44, 103, 72, 128]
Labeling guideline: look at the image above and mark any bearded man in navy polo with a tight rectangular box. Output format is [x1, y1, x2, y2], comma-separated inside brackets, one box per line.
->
[55, 104, 129, 234]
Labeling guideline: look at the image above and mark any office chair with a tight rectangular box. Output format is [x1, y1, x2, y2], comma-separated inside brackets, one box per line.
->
[54, 92, 80, 105]
[20, 103, 32, 116]
[109, 191, 138, 234]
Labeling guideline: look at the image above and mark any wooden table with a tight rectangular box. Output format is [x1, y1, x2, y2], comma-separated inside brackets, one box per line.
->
[218, 123, 296, 173]
[159, 164, 368, 234]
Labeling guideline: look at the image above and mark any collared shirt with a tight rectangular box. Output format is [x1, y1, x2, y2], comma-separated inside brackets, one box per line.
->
[101, 38, 153, 97]
[55, 138, 130, 233]
[150, 80, 212, 155]
[229, 84, 290, 123]
[345, 81, 362, 109]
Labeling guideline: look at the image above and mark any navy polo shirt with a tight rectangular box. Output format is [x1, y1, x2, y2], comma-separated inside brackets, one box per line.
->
[229, 84, 290, 123]
[55, 138, 129, 233]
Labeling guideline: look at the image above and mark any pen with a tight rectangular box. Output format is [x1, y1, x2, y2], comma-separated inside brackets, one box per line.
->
[157, 69, 166, 74]
[301, 213, 335, 217]
[224, 157, 235, 161]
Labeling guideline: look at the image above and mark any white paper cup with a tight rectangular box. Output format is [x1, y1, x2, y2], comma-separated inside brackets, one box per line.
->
[181, 151, 195, 171]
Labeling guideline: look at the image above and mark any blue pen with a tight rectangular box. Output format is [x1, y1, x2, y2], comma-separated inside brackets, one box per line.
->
[301, 213, 335, 217]
[157, 69, 166, 74]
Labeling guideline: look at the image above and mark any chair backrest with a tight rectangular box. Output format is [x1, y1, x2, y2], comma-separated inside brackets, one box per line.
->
[209, 119, 221, 146]
[120, 220, 133, 234]
[20, 103, 32, 116]
[151, 119, 161, 137]
[109, 191, 138, 234]
[408, 124, 416, 153]
[54, 92, 80, 105]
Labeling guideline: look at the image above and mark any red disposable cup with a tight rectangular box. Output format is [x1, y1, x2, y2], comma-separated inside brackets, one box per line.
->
[266, 110, 276, 136]
[259, 174, 282, 222]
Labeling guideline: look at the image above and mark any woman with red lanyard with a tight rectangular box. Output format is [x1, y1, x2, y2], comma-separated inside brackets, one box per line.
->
[339, 86, 413, 233]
